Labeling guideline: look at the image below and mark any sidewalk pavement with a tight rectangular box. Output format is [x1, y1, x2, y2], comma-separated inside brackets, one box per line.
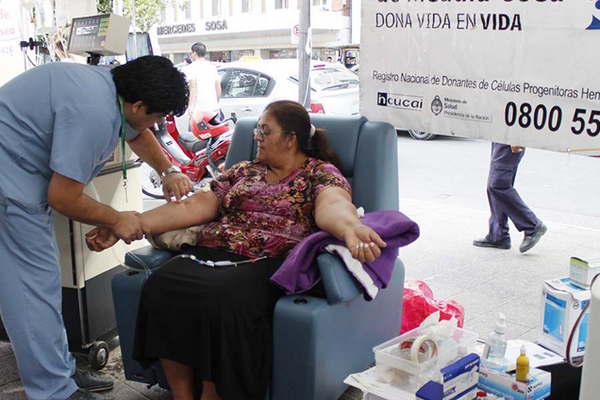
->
[1, 187, 596, 399]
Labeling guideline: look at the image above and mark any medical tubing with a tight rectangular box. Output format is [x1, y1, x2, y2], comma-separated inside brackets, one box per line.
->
[126, 251, 153, 279]
[123, 252, 268, 280]
[24, 51, 38, 68]
[173, 253, 267, 268]
[566, 273, 600, 367]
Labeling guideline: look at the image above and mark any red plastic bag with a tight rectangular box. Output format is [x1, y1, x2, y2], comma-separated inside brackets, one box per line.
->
[400, 279, 464, 333]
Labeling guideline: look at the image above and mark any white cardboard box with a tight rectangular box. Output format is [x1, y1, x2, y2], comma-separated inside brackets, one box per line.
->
[538, 277, 590, 359]
[570, 256, 600, 288]
[478, 367, 551, 400]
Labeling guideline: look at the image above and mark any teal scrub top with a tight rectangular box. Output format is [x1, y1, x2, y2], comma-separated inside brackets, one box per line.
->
[0, 63, 140, 210]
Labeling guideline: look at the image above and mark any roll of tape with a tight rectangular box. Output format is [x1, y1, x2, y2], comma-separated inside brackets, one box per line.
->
[409, 334, 438, 364]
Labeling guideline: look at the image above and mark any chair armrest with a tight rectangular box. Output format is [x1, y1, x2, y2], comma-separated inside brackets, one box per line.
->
[124, 245, 174, 271]
[316, 252, 361, 305]
[124, 246, 361, 304]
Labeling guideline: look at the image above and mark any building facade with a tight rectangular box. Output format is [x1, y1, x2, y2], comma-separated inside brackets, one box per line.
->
[154, 0, 354, 63]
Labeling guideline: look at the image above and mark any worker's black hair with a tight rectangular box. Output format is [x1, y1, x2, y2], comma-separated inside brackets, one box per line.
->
[111, 55, 189, 117]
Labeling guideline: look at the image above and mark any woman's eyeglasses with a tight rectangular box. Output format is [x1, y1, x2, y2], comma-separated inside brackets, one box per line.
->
[253, 127, 272, 137]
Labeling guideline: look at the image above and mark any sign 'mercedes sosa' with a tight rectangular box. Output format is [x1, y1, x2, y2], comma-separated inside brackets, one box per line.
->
[360, 0, 600, 154]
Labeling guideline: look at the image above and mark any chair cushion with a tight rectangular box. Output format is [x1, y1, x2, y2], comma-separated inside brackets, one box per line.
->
[124, 246, 174, 271]
[307, 114, 366, 178]
[352, 120, 399, 211]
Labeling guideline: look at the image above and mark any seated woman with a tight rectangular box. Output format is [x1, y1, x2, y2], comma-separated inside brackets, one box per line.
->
[87, 100, 386, 400]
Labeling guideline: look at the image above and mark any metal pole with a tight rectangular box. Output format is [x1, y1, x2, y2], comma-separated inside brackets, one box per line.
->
[348, 0, 352, 46]
[298, 0, 310, 108]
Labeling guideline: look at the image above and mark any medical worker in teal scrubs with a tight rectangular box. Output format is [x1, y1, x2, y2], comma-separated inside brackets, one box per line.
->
[0, 55, 191, 400]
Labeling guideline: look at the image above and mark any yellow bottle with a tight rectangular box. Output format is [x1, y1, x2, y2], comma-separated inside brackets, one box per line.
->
[516, 345, 530, 382]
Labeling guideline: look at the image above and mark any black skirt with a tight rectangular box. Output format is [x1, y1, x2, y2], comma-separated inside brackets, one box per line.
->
[133, 246, 286, 400]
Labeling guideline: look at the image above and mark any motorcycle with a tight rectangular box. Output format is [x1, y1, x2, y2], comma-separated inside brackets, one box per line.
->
[140, 111, 237, 199]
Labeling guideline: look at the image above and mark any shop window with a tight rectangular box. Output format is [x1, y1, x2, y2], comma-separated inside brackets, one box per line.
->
[209, 51, 231, 62]
[212, 0, 221, 16]
[313, 0, 330, 10]
[242, 0, 250, 12]
[275, 0, 289, 9]
[231, 49, 256, 61]
[174, 1, 192, 19]
[269, 48, 296, 59]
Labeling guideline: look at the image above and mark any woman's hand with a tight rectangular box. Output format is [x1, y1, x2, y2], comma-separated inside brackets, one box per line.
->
[343, 223, 387, 263]
[162, 173, 193, 202]
[85, 227, 119, 252]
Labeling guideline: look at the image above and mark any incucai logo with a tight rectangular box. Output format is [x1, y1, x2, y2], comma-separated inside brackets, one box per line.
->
[377, 92, 423, 111]
[431, 96, 443, 116]
[586, 0, 600, 29]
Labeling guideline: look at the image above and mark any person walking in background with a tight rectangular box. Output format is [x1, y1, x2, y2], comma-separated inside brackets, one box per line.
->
[186, 42, 221, 120]
[473, 143, 547, 253]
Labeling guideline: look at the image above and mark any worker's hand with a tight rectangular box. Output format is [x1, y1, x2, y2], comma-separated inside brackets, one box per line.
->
[511, 146, 524, 153]
[85, 227, 119, 252]
[163, 173, 193, 202]
[343, 223, 387, 263]
[112, 211, 144, 244]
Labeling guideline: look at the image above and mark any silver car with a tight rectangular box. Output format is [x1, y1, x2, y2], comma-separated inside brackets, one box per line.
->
[216, 59, 359, 119]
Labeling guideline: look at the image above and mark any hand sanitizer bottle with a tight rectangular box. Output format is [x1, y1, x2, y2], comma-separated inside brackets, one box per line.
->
[483, 313, 507, 364]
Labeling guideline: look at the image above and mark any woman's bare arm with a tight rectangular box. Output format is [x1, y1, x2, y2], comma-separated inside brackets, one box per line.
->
[86, 190, 220, 252]
[140, 190, 220, 235]
[314, 187, 386, 263]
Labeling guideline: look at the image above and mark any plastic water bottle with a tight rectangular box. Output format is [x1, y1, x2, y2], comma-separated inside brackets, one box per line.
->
[483, 313, 507, 364]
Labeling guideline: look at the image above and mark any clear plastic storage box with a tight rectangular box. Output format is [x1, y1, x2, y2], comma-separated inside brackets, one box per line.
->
[373, 325, 479, 376]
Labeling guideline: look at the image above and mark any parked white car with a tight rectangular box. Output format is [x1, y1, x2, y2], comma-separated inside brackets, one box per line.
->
[216, 59, 359, 119]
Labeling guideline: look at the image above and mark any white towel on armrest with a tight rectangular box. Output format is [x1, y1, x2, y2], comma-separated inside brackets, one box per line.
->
[323, 244, 379, 300]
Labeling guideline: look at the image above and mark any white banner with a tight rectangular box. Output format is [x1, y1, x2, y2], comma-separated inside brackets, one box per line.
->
[360, 0, 600, 154]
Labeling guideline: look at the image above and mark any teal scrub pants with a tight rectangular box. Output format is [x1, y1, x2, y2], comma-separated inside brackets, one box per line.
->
[0, 196, 78, 400]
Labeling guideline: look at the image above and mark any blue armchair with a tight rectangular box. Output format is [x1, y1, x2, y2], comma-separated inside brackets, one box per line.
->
[111, 115, 405, 400]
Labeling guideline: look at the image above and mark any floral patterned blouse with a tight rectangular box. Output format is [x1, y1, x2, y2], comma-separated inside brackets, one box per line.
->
[198, 157, 351, 258]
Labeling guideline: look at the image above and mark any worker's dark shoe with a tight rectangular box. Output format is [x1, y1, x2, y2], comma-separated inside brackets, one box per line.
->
[66, 389, 108, 400]
[73, 370, 114, 392]
[473, 237, 511, 249]
[520, 223, 547, 253]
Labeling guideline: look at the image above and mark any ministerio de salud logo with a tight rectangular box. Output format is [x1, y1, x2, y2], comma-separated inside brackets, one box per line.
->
[431, 96, 443, 116]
